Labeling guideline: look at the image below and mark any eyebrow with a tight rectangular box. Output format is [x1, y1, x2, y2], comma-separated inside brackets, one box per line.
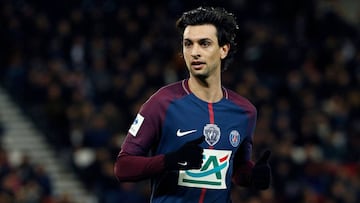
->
[183, 38, 213, 42]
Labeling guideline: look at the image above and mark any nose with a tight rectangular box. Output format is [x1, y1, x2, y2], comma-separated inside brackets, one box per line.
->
[190, 44, 201, 58]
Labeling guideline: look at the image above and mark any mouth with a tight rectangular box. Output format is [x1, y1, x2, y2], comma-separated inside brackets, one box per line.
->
[191, 61, 205, 69]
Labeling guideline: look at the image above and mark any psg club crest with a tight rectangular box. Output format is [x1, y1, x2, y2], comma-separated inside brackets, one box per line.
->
[203, 124, 221, 146]
[229, 130, 240, 147]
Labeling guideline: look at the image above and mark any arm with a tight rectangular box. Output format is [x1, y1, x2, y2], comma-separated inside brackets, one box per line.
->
[114, 87, 167, 182]
[114, 83, 204, 182]
[114, 136, 205, 182]
[114, 151, 165, 182]
[232, 100, 256, 187]
[232, 136, 254, 187]
[113, 109, 165, 182]
[231, 100, 271, 189]
[232, 145, 271, 190]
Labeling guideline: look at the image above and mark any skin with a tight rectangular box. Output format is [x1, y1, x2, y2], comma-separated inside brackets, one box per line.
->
[182, 24, 230, 103]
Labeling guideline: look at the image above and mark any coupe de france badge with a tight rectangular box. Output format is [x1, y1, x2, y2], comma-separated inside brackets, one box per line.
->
[129, 114, 144, 137]
[203, 124, 221, 146]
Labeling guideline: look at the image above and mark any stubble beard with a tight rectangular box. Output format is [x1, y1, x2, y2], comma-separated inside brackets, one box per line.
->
[189, 67, 212, 86]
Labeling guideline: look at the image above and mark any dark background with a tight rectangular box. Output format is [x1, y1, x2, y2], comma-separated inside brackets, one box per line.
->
[0, 0, 359, 202]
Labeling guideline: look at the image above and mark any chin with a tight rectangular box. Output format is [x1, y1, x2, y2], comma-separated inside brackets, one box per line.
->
[191, 73, 208, 81]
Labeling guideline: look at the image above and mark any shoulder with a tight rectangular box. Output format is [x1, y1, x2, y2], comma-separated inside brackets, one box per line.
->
[156, 80, 188, 97]
[225, 88, 257, 117]
[147, 80, 187, 103]
[140, 80, 188, 111]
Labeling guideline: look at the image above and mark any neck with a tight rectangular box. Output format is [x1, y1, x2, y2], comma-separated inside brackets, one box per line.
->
[188, 76, 223, 103]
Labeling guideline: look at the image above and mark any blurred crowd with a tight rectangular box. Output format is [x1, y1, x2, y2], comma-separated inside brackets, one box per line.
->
[0, 145, 74, 203]
[0, 0, 359, 203]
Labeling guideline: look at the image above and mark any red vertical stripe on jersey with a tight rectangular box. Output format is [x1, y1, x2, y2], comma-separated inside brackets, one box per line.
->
[198, 188, 206, 203]
[198, 103, 215, 203]
[208, 103, 214, 124]
[208, 103, 215, 151]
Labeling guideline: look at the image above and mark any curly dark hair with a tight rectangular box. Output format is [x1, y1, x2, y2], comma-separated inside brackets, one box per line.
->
[176, 6, 239, 71]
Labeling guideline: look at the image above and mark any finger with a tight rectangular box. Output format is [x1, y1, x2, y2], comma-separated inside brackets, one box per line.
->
[257, 150, 271, 164]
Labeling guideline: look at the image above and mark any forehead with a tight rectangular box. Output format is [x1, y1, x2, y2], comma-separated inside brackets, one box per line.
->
[183, 24, 218, 41]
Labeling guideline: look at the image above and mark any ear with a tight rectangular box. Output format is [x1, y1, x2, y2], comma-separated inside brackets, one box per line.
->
[220, 44, 230, 59]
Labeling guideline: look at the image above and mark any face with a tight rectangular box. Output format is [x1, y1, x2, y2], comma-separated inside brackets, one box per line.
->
[182, 24, 229, 79]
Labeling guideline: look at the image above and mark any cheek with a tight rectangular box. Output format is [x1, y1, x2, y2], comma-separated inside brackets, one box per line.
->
[210, 52, 221, 62]
[183, 51, 191, 62]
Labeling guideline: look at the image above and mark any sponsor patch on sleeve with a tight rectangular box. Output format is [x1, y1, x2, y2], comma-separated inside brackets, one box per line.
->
[129, 114, 144, 137]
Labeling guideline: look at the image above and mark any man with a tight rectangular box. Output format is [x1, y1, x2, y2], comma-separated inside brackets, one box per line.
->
[114, 6, 271, 203]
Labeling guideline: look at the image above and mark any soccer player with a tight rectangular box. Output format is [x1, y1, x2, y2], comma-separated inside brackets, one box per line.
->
[114, 6, 271, 203]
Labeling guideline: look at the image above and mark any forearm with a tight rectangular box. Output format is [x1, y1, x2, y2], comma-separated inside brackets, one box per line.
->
[114, 152, 166, 182]
[232, 160, 254, 187]
[232, 150, 272, 190]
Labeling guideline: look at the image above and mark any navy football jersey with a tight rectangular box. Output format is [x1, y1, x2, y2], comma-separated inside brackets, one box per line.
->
[121, 79, 257, 203]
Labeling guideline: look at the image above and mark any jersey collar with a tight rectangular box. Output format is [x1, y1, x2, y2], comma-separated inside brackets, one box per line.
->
[182, 79, 229, 99]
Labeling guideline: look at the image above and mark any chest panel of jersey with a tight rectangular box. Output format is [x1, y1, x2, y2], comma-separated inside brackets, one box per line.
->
[155, 93, 250, 192]
[157, 93, 250, 154]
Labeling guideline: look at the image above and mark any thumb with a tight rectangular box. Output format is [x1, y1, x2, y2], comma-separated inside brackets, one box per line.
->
[256, 150, 271, 165]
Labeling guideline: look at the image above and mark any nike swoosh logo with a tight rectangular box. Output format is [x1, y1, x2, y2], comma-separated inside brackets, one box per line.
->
[178, 161, 188, 166]
[176, 129, 197, 137]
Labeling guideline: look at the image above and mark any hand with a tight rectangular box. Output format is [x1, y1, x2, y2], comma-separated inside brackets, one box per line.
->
[164, 136, 204, 170]
[251, 150, 272, 190]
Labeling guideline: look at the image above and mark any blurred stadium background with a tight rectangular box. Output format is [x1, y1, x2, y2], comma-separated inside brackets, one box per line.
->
[0, 0, 359, 202]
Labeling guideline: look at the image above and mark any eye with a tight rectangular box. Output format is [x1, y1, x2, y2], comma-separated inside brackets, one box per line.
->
[200, 40, 211, 48]
[183, 40, 192, 48]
